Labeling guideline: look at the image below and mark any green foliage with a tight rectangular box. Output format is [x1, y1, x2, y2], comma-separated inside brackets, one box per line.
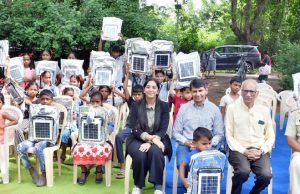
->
[273, 42, 300, 89]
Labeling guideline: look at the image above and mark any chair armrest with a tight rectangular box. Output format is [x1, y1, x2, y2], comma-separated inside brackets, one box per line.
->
[44, 145, 59, 153]
[4, 124, 18, 146]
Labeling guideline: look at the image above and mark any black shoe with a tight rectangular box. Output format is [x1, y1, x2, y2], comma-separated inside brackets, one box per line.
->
[77, 169, 90, 186]
[95, 170, 103, 184]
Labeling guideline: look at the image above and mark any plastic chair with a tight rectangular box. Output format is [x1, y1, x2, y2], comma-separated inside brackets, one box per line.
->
[73, 103, 118, 187]
[124, 155, 167, 194]
[1, 105, 23, 184]
[226, 162, 272, 194]
[172, 157, 179, 194]
[277, 90, 293, 129]
[17, 102, 67, 187]
[257, 83, 274, 91]
[167, 104, 174, 138]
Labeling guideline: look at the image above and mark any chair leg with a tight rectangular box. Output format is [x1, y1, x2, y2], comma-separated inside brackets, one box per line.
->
[226, 163, 233, 194]
[124, 155, 132, 194]
[17, 156, 21, 183]
[44, 149, 54, 187]
[105, 160, 112, 187]
[73, 164, 77, 184]
[172, 158, 178, 194]
[162, 157, 167, 192]
[57, 150, 61, 176]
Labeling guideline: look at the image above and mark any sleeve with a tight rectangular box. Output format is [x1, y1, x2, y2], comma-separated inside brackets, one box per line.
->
[225, 104, 247, 154]
[127, 102, 145, 141]
[154, 102, 170, 139]
[173, 104, 188, 144]
[219, 95, 227, 107]
[285, 111, 297, 138]
[211, 106, 225, 146]
[260, 108, 275, 153]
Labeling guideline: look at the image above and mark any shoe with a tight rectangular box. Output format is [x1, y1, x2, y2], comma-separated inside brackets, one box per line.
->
[154, 190, 164, 194]
[36, 175, 46, 187]
[95, 170, 103, 184]
[132, 186, 142, 194]
[77, 169, 90, 185]
[29, 168, 39, 184]
[115, 169, 125, 179]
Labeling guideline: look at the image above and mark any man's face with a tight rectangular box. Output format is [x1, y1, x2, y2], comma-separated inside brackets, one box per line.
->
[191, 86, 208, 105]
[241, 82, 258, 106]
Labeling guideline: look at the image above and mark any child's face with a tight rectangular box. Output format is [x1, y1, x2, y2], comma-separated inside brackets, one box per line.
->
[90, 96, 102, 107]
[111, 51, 121, 59]
[41, 51, 52, 60]
[67, 53, 76, 60]
[69, 77, 79, 87]
[23, 55, 31, 67]
[193, 137, 211, 151]
[0, 99, 3, 109]
[182, 88, 192, 100]
[27, 85, 38, 98]
[64, 90, 74, 98]
[132, 92, 143, 102]
[99, 88, 110, 100]
[155, 73, 165, 84]
[42, 72, 51, 85]
[230, 81, 242, 94]
[40, 95, 53, 105]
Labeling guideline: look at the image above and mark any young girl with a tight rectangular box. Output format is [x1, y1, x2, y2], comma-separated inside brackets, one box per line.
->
[40, 49, 63, 85]
[39, 71, 59, 96]
[67, 52, 77, 60]
[72, 92, 113, 185]
[60, 87, 80, 162]
[20, 53, 36, 89]
[69, 75, 83, 89]
[15, 81, 39, 145]
[17, 89, 58, 187]
[0, 93, 18, 184]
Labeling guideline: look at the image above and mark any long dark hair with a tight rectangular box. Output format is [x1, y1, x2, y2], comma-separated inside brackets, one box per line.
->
[40, 71, 52, 89]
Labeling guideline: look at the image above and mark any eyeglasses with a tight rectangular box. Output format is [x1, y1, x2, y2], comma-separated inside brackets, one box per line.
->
[242, 90, 257, 95]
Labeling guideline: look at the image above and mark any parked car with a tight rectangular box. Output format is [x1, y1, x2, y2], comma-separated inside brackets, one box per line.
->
[201, 45, 261, 73]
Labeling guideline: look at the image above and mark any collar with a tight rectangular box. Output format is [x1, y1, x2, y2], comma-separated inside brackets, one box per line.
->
[192, 98, 208, 108]
[238, 97, 255, 111]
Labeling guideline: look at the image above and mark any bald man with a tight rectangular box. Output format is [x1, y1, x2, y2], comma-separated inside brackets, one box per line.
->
[225, 79, 275, 194]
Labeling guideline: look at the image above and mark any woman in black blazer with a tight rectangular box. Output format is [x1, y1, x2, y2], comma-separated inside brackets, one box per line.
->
[126, 78, 172, 194]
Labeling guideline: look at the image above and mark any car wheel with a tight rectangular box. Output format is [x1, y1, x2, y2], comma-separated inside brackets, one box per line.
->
[245, 62, 253, 74]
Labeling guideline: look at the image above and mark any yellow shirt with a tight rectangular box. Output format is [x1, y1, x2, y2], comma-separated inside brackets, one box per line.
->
[285, 109, 300, 145]
[225, 98, 275, 154]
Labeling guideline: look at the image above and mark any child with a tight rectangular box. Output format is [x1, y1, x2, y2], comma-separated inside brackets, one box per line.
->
[219, 76, 242, 120]
[60, 87, 80, 162]
[69, 75, 83, 89]
[72, 92, 113, 185]
[15, 81, 39, 145]
[67, 52, 77, 60]
[0, 93, 18, 184]
[39, 71, 59, 96]
[40, 49, 63, 85]
[169, 78, 192, 123]
[154, 69, 170, 102]
[179, 127, 212, 190]
[17, 89, 58, 187]
[20, 53, 36, 89]
[115, 69, 144, 179]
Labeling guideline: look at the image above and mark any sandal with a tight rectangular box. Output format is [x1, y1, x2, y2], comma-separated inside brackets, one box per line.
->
[95, 170, 103, 184]
[116, 169, 125, 179]
[77, 169, 90, 185]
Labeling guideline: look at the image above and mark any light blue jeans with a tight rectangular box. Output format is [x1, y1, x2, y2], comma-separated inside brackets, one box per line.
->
[17, 140, 50, 172]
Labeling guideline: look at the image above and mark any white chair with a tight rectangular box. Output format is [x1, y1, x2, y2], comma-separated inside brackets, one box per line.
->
[226, 162, 272, 194]
[167, 104, 174, 138]
[1, 105, 23, 184]
[172, 157, 179, 194]
[257, 83, 274, 91]
[124, 155, 167, 194]
[17, 102, 67, 187]
[277, 90, 293, 129]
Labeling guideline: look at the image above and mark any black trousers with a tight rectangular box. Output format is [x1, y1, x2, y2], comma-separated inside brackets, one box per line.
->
[228, 149, 272, 194]
[127, 139, 165, 188]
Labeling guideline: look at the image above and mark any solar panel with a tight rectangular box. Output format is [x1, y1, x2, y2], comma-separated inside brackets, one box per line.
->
[10, 67, 23, 82]
[6, 79, 25, 105]
[197, 168, 221, 194]
[131, 54, 147, 72]
[155, 53, 170, 68]
[95, 69, 112, 86]
[33, 119, 53, 141]
[64, 67, 78, 80]
[80, 117, 105, 142]
[178, 61, 196, 80]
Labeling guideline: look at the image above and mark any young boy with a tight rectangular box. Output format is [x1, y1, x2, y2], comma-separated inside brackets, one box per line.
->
[115, 68, 144, 179]
[179, 127, 213, 189]
[17, 89, 58, 187]
[154, 69, 169, 102]
[219, 76, 242, 120]
[169, 78, 192, 123]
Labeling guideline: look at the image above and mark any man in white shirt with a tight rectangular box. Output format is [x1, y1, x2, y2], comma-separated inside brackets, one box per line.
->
[226, 79, 275, 194]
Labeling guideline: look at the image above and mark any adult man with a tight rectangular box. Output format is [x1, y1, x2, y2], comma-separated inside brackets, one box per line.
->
[226, 79, 275, 194]
[173, 78, 224, 168]
[207, 47, 217, 79]
[285, 109, 300, 194]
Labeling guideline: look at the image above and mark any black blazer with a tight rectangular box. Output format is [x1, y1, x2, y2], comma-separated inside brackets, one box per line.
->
[126, 98, 172, 160]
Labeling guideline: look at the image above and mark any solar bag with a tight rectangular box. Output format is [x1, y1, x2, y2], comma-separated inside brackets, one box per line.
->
[129, 39, 152, 74]
[125, 37, 144, 62]
[187, 150, 226, 194]
[35, 61, 58, 84]
[9, 57, 24, 82]
[54, 96, 74, 128]
[151, 40, 174, 69]
[60, 59, 84, 85]
[29, 104, 59, 144]
[6, 78, 26, 105]
[0, 40, 9, 67]
[101, 17, 123, 41]
[78, 106, 108, 144]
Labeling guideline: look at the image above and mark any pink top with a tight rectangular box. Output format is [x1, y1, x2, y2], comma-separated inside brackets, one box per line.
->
[0, 113, 5, 144]
[20, 67, 36, 89]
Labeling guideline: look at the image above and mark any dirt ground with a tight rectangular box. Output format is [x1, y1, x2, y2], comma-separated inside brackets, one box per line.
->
[205, 73, 281, 105]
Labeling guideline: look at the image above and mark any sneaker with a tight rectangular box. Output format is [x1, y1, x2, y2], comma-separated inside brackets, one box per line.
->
[132, 186, 142, 194]
[115, 169, 125, 179]
[36, 175, 46, 187]
[154, 190, 164, 194]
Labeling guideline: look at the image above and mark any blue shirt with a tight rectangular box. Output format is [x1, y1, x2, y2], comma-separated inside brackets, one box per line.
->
[173, 99, 224, 146]
[185, 149, 200, 166]
[158, 82, 169, 102]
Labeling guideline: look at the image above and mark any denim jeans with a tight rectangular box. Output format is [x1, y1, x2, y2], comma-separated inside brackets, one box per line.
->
[17, 140, 50, 172]
[115, 127, 131, 164]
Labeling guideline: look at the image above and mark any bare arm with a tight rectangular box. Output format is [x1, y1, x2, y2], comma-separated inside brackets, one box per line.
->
[179, 161, 190, 189]
[287, 136, 300, 153]
[2, 111, 18, 127]
[221, 106, 226, 121]
[123, 64, 130, 101]
[79, 80, 93, 102]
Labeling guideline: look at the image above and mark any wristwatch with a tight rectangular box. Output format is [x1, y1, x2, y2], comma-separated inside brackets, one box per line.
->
[260, 149, 265, 155]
